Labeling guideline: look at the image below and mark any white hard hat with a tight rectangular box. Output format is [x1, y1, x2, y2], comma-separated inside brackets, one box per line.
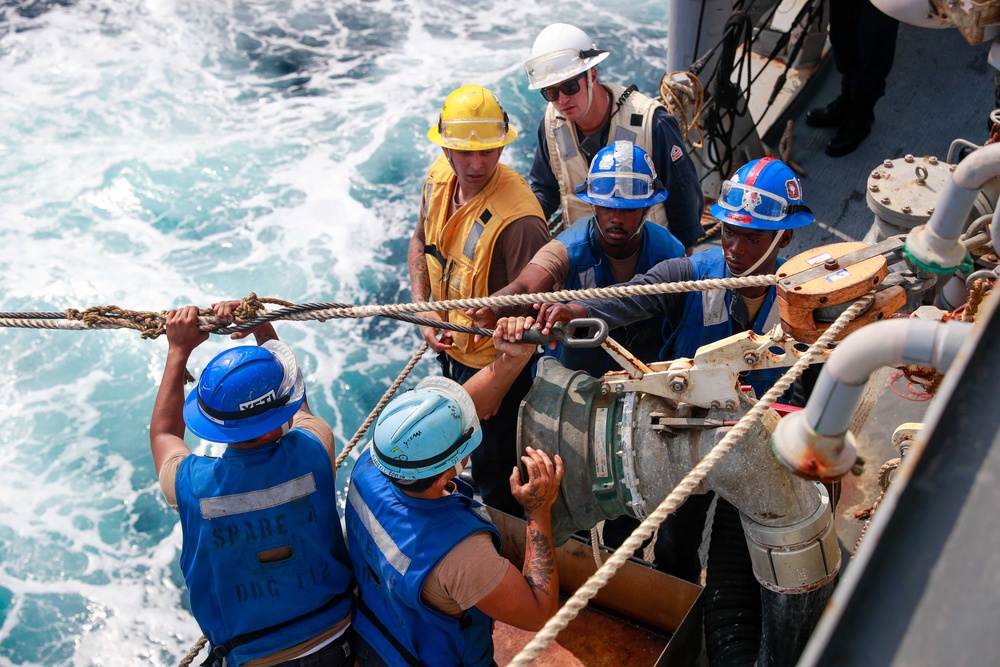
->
[524, 23, 610, 90]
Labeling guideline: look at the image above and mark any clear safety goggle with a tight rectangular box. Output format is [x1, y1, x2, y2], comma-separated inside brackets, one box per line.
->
[437, 118, 507, 148]
[525, 47, 607, 86]
[526, 48, 586, 84]
[581, 171, 661, 200]
[717, 181, 809, 221]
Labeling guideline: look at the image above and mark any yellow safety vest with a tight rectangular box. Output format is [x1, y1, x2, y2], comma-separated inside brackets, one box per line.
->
[544, 83, 666, 234]
[421, 154, 544, 368]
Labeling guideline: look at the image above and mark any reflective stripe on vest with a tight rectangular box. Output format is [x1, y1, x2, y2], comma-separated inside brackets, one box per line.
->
[345, 450, 500, 667]
[421, 154, 544, 368]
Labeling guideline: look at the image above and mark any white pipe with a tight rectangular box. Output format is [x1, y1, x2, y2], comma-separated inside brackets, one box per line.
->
[772, 318, 972, 479]
[931, 143, 1000, 240]
[905, 143, 1000, 273]
[806, 319, 971, 436]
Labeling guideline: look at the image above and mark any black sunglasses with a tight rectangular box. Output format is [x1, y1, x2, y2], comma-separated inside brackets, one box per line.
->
[540, 72, 587, 102]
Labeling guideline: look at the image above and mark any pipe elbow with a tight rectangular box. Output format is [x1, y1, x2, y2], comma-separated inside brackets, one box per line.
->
[776, 319, 971, 480]
[772, 410, 860, 481]
[906, 143, 1000, 272]
[951, 142, 1000, 191]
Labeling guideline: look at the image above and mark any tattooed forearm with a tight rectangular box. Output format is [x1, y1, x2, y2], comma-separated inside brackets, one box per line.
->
[523, 526, 555, 593]
[408, 227, 431, 302]
[409, 254, 431, 302]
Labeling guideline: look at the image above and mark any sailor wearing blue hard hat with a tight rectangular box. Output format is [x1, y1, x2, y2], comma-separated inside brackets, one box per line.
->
[535, 156, 814, 394]
[531, 157, 815, 658]
[149, 304, 355, 667]
[345, 317, 565, 667]
[468, 140, 685, 378]
[710, 156, 814, 277]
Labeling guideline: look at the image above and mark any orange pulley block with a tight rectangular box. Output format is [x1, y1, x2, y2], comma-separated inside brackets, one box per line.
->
[776, 241, 907, 343]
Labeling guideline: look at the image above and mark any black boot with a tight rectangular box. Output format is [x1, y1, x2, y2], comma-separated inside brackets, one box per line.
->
[825, 92, 877, 157]
[805, 79, 850, 128]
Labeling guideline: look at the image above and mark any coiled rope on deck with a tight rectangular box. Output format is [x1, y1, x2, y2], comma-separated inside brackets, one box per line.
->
[506, 293, 875, 667]
[0, 274, 779, 336]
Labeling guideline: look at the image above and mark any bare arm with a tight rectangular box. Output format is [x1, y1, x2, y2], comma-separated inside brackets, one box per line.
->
[475, 447, 564, 630]
[408, 220, 453, 352]
[462, 316, 537, 419]
[467, 263, 557, 338]
[408, 221, 431, 304]
[149, 306, 208, 475]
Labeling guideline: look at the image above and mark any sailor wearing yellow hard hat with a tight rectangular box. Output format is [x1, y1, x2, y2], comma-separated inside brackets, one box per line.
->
[408, 84, 549, 516]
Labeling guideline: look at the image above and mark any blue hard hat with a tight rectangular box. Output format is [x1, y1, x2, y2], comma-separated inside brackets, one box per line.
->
[183, 340, 305, 444]
[371, 377, 482, 482]
[709, 157, 814, 230]
[575, 140, 669, 209]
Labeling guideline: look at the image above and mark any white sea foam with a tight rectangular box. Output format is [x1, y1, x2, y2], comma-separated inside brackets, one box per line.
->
[0, 0, 665, 663]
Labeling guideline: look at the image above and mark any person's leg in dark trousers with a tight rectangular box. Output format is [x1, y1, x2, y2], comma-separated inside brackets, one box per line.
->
[353, 632, 391, 667]
[824, 0, 899, 156]
[848, 0, 898, 102]
[651, 492, 714, 583]
[600, 492, 713, 584]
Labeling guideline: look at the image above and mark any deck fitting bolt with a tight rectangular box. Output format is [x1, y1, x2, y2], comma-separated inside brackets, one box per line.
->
[870, 170, 881, 179]
[928, 156, 939, 165]
[880, 196, 891, 204]
[901, 205, 912, 214]
[869, 183, 880, 192]
[904, 154, 914, 163]
[883, 159, 893, 168]
[824, 258, 840, 270]
[852, 456, 866, 476]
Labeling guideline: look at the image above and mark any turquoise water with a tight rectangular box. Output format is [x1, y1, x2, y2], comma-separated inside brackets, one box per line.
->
[0, 0, 669, 663]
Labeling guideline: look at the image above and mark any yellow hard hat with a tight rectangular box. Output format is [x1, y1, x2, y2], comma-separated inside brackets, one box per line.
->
[427, 84, 518, 150]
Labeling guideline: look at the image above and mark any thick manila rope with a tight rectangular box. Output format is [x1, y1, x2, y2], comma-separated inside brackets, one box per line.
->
[0, 275, 778, 334]
[506, 293, 874, 667]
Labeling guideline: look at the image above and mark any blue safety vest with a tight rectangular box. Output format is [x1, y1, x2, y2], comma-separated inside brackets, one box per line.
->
[554, 216, 685, 377]
[345, 450, 501, 667]
[174, 429, 354, 666]
[663, 247, 787, 398]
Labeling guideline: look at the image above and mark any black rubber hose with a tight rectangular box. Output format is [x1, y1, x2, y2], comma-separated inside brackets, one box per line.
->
[758, 579, 837, 667]
[704, 498, 761, 667]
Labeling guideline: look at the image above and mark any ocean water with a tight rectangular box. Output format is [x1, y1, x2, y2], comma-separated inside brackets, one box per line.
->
[0, 0, 671, 663]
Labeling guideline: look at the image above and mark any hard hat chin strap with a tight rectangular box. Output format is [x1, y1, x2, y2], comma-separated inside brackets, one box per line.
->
[582, 70, 595, 118]
[730, 227, 786, 277]
[592, 207, 647, 245]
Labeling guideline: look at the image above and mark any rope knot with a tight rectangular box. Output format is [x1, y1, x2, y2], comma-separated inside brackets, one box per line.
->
[233, 292, 268, 321]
